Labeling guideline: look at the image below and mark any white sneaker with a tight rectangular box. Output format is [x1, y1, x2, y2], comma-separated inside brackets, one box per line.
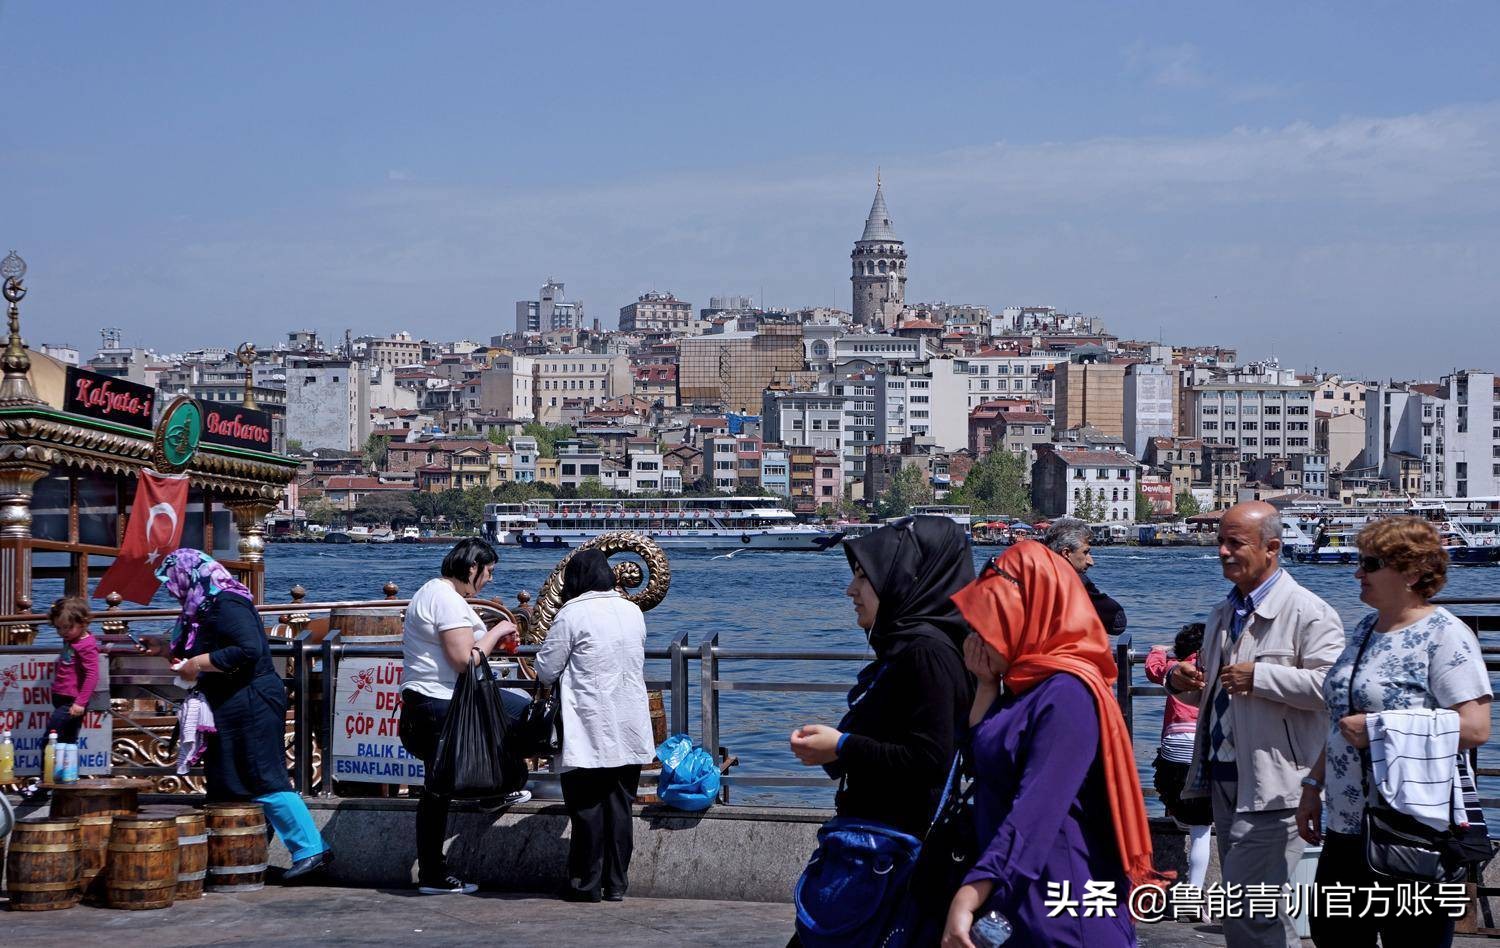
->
[418, 875, 478, 895]
[500, 789, 532, 807]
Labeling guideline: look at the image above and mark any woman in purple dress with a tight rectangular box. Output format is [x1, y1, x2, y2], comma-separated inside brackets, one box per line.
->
[946, 541, 1160, 947]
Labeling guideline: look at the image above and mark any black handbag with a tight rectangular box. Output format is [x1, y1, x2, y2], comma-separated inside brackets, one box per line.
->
[1347, 630, 1470, 884]
[513, 685, 563, 757]
[429, 650, 529, 799]
[908, 749, 978, 910]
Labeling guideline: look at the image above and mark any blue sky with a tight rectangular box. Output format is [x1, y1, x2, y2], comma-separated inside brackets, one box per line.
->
[2, 2, 1497, 378]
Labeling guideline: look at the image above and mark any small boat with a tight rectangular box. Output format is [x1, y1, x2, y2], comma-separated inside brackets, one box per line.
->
[324, 531, 351, 544]
[368, 527, 396, 544]
[397, 526, 421, 543]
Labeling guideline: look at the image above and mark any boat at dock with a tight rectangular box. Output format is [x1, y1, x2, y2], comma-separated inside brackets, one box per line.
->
[509, 497, 843, 551]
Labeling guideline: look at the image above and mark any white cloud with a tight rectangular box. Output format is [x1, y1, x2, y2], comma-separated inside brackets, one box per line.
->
[1124, 41, 1208, 88]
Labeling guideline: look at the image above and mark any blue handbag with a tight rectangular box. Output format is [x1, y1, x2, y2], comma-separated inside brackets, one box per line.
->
[793, 816, 924, 947]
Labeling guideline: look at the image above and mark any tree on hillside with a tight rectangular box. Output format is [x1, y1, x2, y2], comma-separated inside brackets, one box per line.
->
[952, 450, 1032, 518]
[304, 498, 339, 527]
[411, 491, 447, 526]
[522, 423, 576, 459]
[1175, 491, 1202, 519]
[351, 490, 417, 527]
[575, 477, 613, 499]
[878, 465, 935, 519]
[492, 480, 542, 504]
[1075, 487, 1108, 523]
[363, 433, 389, 470]
[1135, 489, 1154, 523]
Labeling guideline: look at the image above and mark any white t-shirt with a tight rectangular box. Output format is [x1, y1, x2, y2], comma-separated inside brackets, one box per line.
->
[401, 578, 486, 700]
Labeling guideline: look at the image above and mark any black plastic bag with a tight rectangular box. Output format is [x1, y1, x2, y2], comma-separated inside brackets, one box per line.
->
[429, 652, 529, 799]
[512, 686, 563, 758]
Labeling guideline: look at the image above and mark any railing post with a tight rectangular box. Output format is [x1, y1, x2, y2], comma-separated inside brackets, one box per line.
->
[699, 633, 719, 758]
[669, 629, 690, 737]
[320, 630, 341, 798]
[1115, 632, 1133, 739]
[293, 629, 314, 793]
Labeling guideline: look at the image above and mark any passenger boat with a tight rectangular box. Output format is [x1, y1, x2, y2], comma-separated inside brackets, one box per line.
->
[481, 504, 540, 546]
[396, 526, 421, 543]
[510, 497, 843, 551]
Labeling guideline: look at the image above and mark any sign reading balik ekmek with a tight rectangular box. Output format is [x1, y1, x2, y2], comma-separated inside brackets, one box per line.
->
[332, 657, 423, 785]
[0, 653, 113, 776]
[199, 401, 274, 452]
[64, 365, 155, 431]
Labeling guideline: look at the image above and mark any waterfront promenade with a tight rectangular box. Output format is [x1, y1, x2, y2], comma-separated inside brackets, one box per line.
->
[4, 885, 1496, 947]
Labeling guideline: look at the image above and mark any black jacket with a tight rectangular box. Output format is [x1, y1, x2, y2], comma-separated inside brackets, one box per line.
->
[829, 516, 975, 836]
[1082, 574, 1128, 636]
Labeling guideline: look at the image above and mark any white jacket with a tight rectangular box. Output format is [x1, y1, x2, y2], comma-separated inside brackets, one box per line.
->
[534, 589, 656, 771]
[1367, 708, 1464, 831]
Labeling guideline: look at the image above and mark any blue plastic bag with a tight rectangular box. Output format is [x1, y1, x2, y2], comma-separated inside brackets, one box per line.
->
[655, 734, 720, 811]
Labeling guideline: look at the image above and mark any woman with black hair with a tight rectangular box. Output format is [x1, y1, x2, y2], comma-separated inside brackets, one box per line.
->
[399, 537, 526, 895]
[1145, 623, 1212, 895]
[535, 549, 655, 903]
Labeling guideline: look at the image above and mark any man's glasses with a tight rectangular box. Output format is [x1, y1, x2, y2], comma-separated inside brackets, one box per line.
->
[1359, 555, 1385, 573]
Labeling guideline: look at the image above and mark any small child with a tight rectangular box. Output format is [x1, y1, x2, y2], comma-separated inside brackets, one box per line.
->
[48, 597, 100, 745]
[1145, 623, 1212, 892]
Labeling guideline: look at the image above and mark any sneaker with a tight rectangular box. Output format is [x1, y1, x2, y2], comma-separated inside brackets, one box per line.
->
[497, 789, 532, 808]
[418, 876, 479, 895]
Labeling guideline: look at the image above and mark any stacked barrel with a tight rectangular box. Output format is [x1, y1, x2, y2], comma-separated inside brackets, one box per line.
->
[4, 779, 269, 912]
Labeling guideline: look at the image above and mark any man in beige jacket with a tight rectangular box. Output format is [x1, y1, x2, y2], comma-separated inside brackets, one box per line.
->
[1169, 501, 1344, 947]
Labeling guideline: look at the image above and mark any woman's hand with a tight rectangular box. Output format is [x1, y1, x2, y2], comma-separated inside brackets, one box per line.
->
[1296, 785, 1323, 845]
[789, 724, 842, 765]
[963, 634, 1005, 686]
[69, 703, 86, 718]
[941, 882, 991, 948]
[135, 636, 167, 658]
[1338, 713, 1370, 749]
[172, 658, 201, 683]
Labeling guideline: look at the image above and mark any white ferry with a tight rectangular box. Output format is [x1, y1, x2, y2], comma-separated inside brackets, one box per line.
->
[910, 505, 974, 538]
[482, 503, 541, 546]
[510, 497, 843, 551]
[1284, 497, 1500, 565]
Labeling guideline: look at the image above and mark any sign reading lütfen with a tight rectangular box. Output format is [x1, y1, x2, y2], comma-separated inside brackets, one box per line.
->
[200, 401, 274, 452]
[64, 366, 155, 431]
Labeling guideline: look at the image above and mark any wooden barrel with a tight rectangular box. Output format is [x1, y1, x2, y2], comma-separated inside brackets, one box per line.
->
[327, 606, 405, 643]
[173, 810, 208, 900]
[76, 814, 114, 901]
[648, 689, 668, 745]
[205, 803, 268, 892]
[49, 778, 151, 820]
[105, 816, 178, 910]
[5, 818, 81, 912]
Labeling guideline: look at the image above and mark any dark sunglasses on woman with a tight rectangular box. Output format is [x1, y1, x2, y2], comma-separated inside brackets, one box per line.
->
[1358, 555, 1384, 573]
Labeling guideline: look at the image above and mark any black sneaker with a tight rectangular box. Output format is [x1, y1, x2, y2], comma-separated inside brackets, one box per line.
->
[418, 875, 478, 895]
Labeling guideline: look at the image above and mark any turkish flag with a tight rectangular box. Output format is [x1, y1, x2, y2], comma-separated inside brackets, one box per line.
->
[94, 470, 190, 605]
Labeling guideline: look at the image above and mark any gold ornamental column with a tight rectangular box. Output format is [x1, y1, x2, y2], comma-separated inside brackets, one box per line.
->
[0, 252, 50, 631]
[226, 494, 276, 602]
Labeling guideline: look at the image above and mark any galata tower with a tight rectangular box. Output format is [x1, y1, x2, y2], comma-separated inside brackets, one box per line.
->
[850, 173, 907, 329]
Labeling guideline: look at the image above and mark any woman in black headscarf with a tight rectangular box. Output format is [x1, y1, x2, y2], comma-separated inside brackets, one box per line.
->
[790, 515, 975, 835]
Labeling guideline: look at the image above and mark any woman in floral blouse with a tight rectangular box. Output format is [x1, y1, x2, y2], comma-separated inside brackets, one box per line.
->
[1296, 516, 1491, 947]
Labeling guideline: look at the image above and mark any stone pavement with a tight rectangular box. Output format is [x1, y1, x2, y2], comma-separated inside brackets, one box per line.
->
[5, 886, 1498, 947]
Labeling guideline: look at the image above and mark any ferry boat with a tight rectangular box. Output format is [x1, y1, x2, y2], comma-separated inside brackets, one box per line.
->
[481, 503, 541, 546]
[911, 505, 973, 538]
[1285, 499, 1500, 565]
[510, 497, 843, 551]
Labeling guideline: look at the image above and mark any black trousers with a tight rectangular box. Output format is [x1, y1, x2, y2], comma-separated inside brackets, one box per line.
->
[397, 687, 529, 884]
[48, 695, 83, 744]
[1309, 830, 1456, 948]
[560, 764, 642, 898]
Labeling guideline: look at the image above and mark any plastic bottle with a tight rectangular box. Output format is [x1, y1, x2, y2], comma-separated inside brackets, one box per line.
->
[0, 730, 14, 783]
[60, 742, 79, 783]
[42, 731, 58, 784]
[971, 911, 1013, 948]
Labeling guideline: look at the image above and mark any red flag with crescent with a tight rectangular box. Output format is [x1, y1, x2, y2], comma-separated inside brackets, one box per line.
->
[94, 470, 190, 605]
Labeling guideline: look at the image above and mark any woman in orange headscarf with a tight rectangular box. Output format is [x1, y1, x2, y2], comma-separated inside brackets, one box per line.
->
[940, 541, 1158, 948]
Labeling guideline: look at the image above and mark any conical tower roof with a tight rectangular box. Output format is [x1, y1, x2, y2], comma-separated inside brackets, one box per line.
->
[859, 178, 899, 242]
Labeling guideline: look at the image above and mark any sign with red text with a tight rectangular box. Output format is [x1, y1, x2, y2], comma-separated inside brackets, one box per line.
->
[64, 366, 156, 431]
[331, 658, 422, 785]
[0, 653, 113, 777]
[200, 401, 275, 452]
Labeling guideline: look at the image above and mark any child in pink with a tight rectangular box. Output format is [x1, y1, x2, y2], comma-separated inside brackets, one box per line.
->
[1144, 623, 1211, 891]
[48, 597, 100, 744]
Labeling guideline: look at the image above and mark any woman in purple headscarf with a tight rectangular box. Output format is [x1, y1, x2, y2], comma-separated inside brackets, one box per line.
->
[139, 548, 330, 881]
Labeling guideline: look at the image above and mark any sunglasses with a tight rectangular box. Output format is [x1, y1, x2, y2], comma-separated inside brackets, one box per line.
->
[1358, 555, 1385, 573]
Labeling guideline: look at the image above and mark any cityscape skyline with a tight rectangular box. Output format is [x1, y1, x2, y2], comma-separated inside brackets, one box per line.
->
[4, 3, 1498, 379]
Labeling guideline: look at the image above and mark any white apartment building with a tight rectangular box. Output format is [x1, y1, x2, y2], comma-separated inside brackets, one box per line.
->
[534, 353, 632, 423]
[1365, 369, 1500, 497]
[1123, 363, 1177, 459]
[873, 359, 970, 452]
[360, 332, 424, 370]
[761, 389, 844, 455]
[832, 332, 929, 370]
[618, 292, 694, 333]
[476, 355, 537, 421]
[960, 348, 1057, 410]
[830, 370, 878, 479]
[1189, 381, 1317, 462]
[516, 279, 583, 335]
[509, 435, 539, 482]
[284, 356, 371, 452]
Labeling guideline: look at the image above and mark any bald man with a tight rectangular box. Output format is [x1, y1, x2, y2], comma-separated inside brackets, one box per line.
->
[1167, 501, 1343, 948]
